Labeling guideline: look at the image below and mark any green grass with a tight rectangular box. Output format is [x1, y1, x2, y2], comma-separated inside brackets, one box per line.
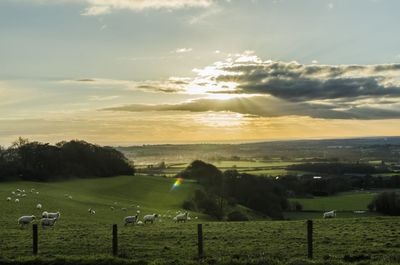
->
[0, 175, 201, 227]
[291, 191, 377, 212]
[2, 177, 400, 265]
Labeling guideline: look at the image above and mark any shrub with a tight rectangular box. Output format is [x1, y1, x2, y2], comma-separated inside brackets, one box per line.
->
[227, 210, 249, 221]
[369, 191, 400, 215]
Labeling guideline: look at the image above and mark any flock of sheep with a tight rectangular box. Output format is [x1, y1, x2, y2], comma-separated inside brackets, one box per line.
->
[6, 187, 197, 229]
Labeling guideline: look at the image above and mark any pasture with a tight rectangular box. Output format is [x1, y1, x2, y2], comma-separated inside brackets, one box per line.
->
[0, 176, 400, 265]
[292, 191, 377, 212]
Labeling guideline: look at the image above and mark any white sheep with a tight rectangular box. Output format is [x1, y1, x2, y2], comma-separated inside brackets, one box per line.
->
[36, 203, 42, 209]
[18, 215, 36, 227]
[323, 210, 336, 219]
[11, 191, 15, 195]
[22, 194, 27, 197]
[174, 212, 189, 223]
[22, 189, 25, 193]
[42, 211, 61, 220]
[143, 214, 158, 224]
[41, 217, 57, 228]
[16, 189, 22, 193]
[124, 214, 139, 226]
[36, 191, 39, 195]
[68, 195, 72, 199]
[88, 208, 96, 214]
[6, 197, 11, 201]
[30, 188, 35, 193]
[15, 198, 19, 203]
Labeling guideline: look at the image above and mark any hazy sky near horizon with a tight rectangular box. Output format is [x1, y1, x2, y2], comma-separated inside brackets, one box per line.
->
[1, 0, 400, 146]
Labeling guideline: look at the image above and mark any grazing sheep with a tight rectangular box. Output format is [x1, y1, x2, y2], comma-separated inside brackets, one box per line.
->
[124, 214, 139, 226]
[68, 195, 72, 199]
[16, 189, 22, 193]
[323, 210, 336, 219]
[137, 210, 140, 214]
[11, 191, 15, 195]
[42, 211, 61, 220]
[22, 189, 25, 193]
[88, 208, 96, 214]
[174, 212, 189, 223]
[36, 203, 42, 209]
[36, 192, 39, 195]
[22, 194, 27, 197]
[6, 197, 11, 201]
[18, 215, 35, 227]
[143, 214, 158, 224]
[41, 217, 57, 228]
[15, 198, 19, 203]
[30, 188, 35, 193]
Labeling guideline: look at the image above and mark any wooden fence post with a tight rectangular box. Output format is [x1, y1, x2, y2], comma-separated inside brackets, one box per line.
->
[197, 223, 204, 258]
[307, 220, 313, 259]
[32, 224, 38, 255]
[112, 224, 118, 257]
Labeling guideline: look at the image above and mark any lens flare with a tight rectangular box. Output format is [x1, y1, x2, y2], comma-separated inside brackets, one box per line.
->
[171, 178, 183, 190]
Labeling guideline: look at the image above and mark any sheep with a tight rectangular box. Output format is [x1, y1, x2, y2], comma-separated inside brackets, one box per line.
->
[36, 203, 42, 209]
[30, 188, 35, 193]
[68, 195, 72, 199]
[41, 217, 57, 228]
[143, 214, 158, 224]
[88, 208, 96, 214]
[18, 215, 36, 227]
[124, 214, 139, 226]
[36, 191, 39, 195]
[6, 197, 11, 201]
[323, 210, 336, 219]
[42, 211, 61, 220]
[11, 191, 15, 195]
[15, 198, 19, 203]
[22, 194, 27, 197]
[16, 189, 22, 193]
[174, 212, 189, 223]
[22, 189, 25, 193]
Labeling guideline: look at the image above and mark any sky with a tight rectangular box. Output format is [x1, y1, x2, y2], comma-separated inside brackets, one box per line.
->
[1, 0, 400, 146]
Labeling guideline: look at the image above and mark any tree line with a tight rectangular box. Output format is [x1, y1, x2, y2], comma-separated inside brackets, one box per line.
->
[0, 138, 134, 181]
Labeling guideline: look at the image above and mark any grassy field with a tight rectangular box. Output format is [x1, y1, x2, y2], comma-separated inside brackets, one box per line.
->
[2, 177, 400, 265]
[292, 191, 377, 212]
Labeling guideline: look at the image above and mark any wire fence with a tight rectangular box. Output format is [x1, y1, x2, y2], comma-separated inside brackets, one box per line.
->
[1, 218, 399, 263]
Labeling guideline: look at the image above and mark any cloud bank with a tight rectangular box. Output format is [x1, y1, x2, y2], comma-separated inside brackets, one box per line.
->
[81, 0, 213, 15]
[91, 52, 400, 120]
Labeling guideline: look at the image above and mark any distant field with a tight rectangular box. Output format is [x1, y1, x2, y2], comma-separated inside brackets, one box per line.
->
[291, 191, 377, 211]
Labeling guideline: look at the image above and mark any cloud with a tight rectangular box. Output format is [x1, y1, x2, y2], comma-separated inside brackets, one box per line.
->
[73, 52, 400, 120]
[173, 48, 193, 53]
[103, 96, 400, 120]
[81, 0, 214, 16]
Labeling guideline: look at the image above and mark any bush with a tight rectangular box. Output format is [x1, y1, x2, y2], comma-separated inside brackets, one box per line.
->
[369, 192, 400, 215]
[227, 210, 249, 221]
[182, 200, 196, 211]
